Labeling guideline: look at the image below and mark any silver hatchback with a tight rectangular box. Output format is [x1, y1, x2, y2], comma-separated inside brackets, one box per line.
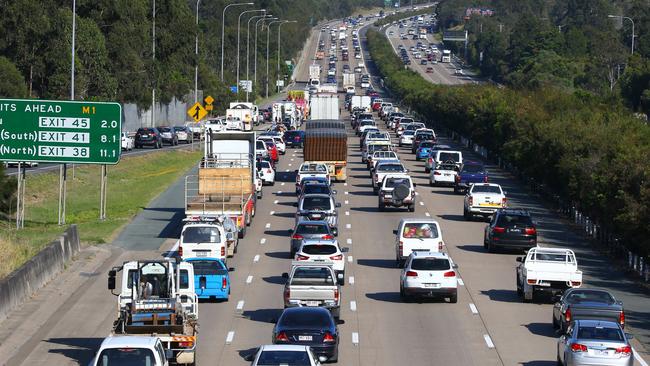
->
[296, 194, 341, 235]
[557, 320, 633, 366]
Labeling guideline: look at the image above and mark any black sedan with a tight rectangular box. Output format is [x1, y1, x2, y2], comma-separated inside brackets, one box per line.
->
[273, 307, 339, 363]
[552, 288, 625, 332]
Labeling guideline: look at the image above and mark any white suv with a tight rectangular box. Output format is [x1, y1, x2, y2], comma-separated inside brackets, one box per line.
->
[400, 251, 458, 303]
[295, 239, 345, 285]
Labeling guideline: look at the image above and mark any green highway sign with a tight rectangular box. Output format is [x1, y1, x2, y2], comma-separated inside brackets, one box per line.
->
[0, 99, 122, 164]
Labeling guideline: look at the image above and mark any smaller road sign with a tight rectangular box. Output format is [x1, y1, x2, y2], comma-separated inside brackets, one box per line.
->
[187, 102, 207, 122]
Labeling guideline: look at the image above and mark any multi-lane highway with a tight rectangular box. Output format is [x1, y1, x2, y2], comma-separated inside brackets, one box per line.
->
[0, 7, 648, 366]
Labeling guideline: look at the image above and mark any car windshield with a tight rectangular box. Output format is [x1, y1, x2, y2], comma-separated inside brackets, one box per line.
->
[188, 260, 227, 276]
[158, 127, 171, 132]
[416, 133, 434, 140]
[462, 164, 484, 173]
[402, 223, 439, 239]
[402, 130, 415, 136]
[472, 185, 502, 194]
[360, 120, 374, 126]
[257, 350, 312, 366]
[410, 258, 451, 271]
[496, 214, 533, 227]
[437, 163, 458, 171]
[419, 141, 435, 148]
[375, 152, 397, 159]
[296, 224, 329, 235]
[183, 227, 221, 243]
[302, 185, 331, 195]
[531, 251, 570, 262]
[577, 326, 624, 342]
[302, 197, 332, 211]
[438, 152, 460, 162]
[565, 290, 615, 304]
[300, 164, 327, 173]
[385, 177, 410, 188]
[279, 310, 332, 328]
[302, 244, 338, 255]
[292, 267, 334, 285]
[369, 145, 390, 153]
[173, 127, 185, 132]
[97, 348, 157, 366]
[259, 161, 271, 169]
[378, 164, 405, 172]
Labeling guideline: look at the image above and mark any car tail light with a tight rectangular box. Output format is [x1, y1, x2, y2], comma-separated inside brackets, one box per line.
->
[527, 279, 537, 285]
[322, 234, 333, 240]
[323, 332, 336, 343]
[296, 254, 310, 261]
[406, 271, 418, 277]
[570, 343, 587, 352]
[291, 234, 304, 240]
[570, 281, 581, 287]
[468, 196, 473, 206]
[398, 241, 403, 253]
[334, 288, 339, 302]
[565, 307, 572, 322]
[492, 226, 506, 234]
[455, 175, 460, 183]
[501, 198, 507, 207]
[267, 169, 272, 174]
[330, 254, 343, 260]
[444, 270, 456, 277]
[619, 311, 625, 327]
[483, 176, 489, 183]
[221, 247, 225, 257]
[222, 277, 228, 289]
[178, 246, 183, 257]
[276, 331, 289, 342]
[284, 288, 290, 302]
[433, 171, 441, 175]
[523, 227, 536, 235]
[615, 345, 632, 355]
[178, 341, 194, 348]
[438, 241, 444, 251]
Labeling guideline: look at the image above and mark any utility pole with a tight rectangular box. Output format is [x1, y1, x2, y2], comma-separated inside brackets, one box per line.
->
[246, 13, 267, 102]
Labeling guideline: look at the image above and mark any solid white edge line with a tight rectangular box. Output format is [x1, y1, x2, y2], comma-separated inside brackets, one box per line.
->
[348, 255, 353, 263]
[469, 303, 479, 315]
[352, 332, 359, 345]
[350, 300, 357, 311]
[253, 255, 260, 263]
[633, 348, 649, 366]
[225, 331, 235, 344]
[483, 334, 495, 349]
[236, 300, 245, 311]
[349, 276, 355, 285]
[246, 275, 253, 284]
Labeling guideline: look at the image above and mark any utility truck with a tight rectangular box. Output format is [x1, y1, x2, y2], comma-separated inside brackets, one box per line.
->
[185, 131, 257, 239]
[516, 247, 583, 302]
[304, 120, 347, 182]
[107, 259, 198, 365]
[226, 102, 258, 131]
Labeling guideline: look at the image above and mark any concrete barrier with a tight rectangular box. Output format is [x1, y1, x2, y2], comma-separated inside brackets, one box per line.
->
[0, 225, 80, 321]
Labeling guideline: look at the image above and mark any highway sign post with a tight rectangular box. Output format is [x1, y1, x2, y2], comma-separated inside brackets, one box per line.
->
[0, 99, 122, 165]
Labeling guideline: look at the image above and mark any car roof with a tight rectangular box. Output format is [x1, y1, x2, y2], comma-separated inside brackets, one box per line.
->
[101, 336, 158, 348]
[496, 208, 531, 216]
[409, 251, 449, 259]
[300, 238, 338, 246]
[259, 344, 310, 352]
[301, 193, 332, 199]
[472, 183, 501, 188]
[296, 220, 329, 226]
[574, 320, 621, 329]
[399, 218, 440, 225]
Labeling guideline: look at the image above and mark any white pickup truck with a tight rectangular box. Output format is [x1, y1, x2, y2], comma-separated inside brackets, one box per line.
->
[463, 183, 507, 220]
[516, 247, 583, 302]
[282, 262, 341, 318]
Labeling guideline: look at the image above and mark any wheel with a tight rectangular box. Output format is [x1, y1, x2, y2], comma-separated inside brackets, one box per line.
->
[516, 274, 523, 296]
[408, 204, 415, 212]
[453, 186, 459, 194]
[552, 314, 559, 329]
[378, 202, 385, 211]
[416, 156, 420, 161]
[328, 351, 338, 363]
[331, 307, 340, 319]
[425, 167, 430, 173]
[373, 186, 378, 194]
[556, 351, 563, 366]
[483, 235, 489, 249]
[487, 240, 495, 253]
[398, 142, 402, 147]
[238, 225, 246, 239]
[252, 203, 257, 217]
[463, 208, 471, 220]
[449, 291, 458, 303]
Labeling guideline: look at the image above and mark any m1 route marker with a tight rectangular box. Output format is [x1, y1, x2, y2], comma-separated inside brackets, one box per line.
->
[0, 99, 122, 164]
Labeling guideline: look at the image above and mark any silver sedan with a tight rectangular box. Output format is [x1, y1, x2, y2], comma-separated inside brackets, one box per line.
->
[557, 319, 634, 366]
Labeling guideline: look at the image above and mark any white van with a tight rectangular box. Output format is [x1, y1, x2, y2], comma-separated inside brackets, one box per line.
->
[179, 222, 228, 263]
[394, 218, 445, 266]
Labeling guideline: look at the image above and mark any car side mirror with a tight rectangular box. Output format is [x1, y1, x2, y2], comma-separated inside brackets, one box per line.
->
[503, 191, 508, 196]
[226, 232, 234, 241]
[107, 270, 116, 290]
[341, 247, 350, 253]
[336, 203, 341, 208]
[452, 264, 458, 269]
[229, 267, 235, 272]
[625, 333, 634, 340]
[294, 169, 298, 173]
[516, 257, 523, 263]
[392, 229, 398, 235]
[282, 272, 289, 279]
[288, 229, 293, 235]
[413, 183, 417, 187]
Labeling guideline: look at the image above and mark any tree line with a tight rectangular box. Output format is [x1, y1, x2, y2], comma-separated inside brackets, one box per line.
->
[366, 28, 650, 256]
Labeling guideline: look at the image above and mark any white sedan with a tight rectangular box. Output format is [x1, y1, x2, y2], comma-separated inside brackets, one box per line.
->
[399, 130, 415, 147]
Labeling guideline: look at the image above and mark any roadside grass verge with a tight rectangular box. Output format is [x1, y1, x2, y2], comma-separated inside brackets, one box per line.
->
[0, 149, 201, 278]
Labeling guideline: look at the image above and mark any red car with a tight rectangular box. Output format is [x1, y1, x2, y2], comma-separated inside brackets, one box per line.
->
[262, 140, 279, 163]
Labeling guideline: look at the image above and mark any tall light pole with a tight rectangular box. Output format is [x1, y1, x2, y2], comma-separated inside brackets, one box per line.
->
[266, 20, 283, 98]
[152, 0, 156, 127]
[246, 13, 268, 101]
[221, 2, 253, 81]
[255, 17, 276, 92]
[608, 15, 635, 55]
[276, 20, 297, 93]
[194, 0, 202, 103]
[237, 9, 264, 98]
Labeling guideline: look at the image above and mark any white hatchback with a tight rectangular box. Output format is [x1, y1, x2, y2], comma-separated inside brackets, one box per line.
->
[399, 130, 415, 146]
[258, 160, 275, 185]
[295, 238, 345, 285]
[400, 251, 458, 303]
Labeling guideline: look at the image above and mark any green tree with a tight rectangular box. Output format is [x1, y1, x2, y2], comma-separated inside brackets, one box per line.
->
[0, 57, 28, 98]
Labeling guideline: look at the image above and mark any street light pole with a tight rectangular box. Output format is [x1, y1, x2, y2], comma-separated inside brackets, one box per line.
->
[194, 0, 202, 103]
[221, 2, 253, 81]
[255, 17, 276, 93]
[237, 9, 264, 99]
[608, 15, 635, 55]
[152, 0, 156, 127]
[266, 20, 282, 98]
[246, 13, 267, 102]
[276, 20, 297, 93]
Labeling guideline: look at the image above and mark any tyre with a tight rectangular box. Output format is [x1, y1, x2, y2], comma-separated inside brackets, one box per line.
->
[408, 204, 415, 212]
[516, 274, 523, 296]
[463, 208, 470, 220]
[328, 351, 338, 363]
[238, 225, 246, 239]
[331, 307, 340, 319]
[487, 240, 495, 253]
[373, 186, 378, 194]
[449, 291, 458, 303]
[552, 315, 559, 329]
[424, 167, 430, 173]
[556, 352, 563, 366]
[429, 180, 434, 187]
[398, 142, 402, 147]
[416, 156, 420, 161]
[378, 202, 385, 211]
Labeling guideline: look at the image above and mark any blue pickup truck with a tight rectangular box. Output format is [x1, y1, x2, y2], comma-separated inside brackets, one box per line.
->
[183, 257, 230, 301]
[454, 161, 488, 194]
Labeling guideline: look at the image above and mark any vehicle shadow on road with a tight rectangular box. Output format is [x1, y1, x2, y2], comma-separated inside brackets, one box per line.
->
[519, 362, 558, 366]
[455, 244, 486, 254]
[264, 229, 291, 237]
[350, 191, 376, 197]
[238, 347, 259, 362]
[143, 207, 185, 238]
[262, 276, 287, 285]
[438, 214, 467, 222]
[265, 251, 291, 259]
[480, 289, 521, 303]
[365, 292, 403, 303]
[241, 308, 283, 323]
[46, 337, 104, 365]
[523, 322, 557, 338]
[357, 258, 398, 269]
[274, 212, 296, 218]
[351, 207, 380, 214]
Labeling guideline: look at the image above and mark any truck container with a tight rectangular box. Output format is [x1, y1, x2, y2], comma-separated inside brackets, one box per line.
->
[185, 131, 256, 238]
[350, 95, 371, 112]
[319, 83, 338, 94]
[303, 121, 347, 182]
[226, 102, 258, 131]
[309, 64, 321, 81]
[309, 94, 340, 120]
[343, 73, 355, 88]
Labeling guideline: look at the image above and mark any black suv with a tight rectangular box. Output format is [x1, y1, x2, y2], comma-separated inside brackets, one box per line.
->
[484, 209, 537, 252]
[135, 127, 163, 149]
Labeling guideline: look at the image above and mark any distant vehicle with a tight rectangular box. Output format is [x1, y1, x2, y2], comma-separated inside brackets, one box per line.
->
[552, 288, 625, 333]
[454, 161, 488, 194]
[441, 49, 451, 62]
[289, 221, 334, 258]
[284, 130, 305, 148]
[378, 174, 416, 211]
[157, 126, 178, 146]
[400, 251, 458, 303]
[516, 247, 583, 302]
[296, 194, 341, 235]
[89, 336, 169, 366]
[556, 320, 633, 366]
[295, 239, 345, 285]
[282, 262, 341, 318]
[429, 161, 458, 187]
[121, 132, 134, 151]
[272, 307, 340, 363]
[135, 127, 163, 149]
[455, 68, 464, 76]
[173, 126, 192, 144]
[484, 209, 537, 252]
[257, 159, 275, 185]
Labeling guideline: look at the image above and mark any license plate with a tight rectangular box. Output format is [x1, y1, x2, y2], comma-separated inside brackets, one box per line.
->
[298, 335, 313, 341]
[592, 350, 609, 356]
[508, 228, 522, 233]
[142, 134, 149, 137]
[305, 301, 320, 306]
[311, 214, 323, 219]
[195, 251, 208, 257]
[423, 283, 440, 288]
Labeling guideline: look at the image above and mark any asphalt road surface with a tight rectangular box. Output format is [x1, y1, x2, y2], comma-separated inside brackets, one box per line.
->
[0, 7, 648, 366]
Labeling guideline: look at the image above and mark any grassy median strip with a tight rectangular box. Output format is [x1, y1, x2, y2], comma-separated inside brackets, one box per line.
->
[0, 148, 202, 278]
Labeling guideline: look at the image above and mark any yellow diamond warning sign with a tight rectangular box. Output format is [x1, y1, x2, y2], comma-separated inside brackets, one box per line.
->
[204, 95, 214, 105]
[187, 102, 207, 122]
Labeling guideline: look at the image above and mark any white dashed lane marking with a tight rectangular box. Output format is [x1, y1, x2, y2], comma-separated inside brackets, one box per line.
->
[483, 334, 495, 348]
[265, 223, 271, 229]
[346, 224, 351, 229]
[349, 276, 355, 285]
[350, 300, 357, 311]
[226, 331, 235, 344]
[352, 332, 359, 345]
[345, 200, 349, 205]
[425, 212, 431, 217]
[253, 255, 260, 263]
[269, 211, 275, 215]
[236, 300, 245, 311]
[457, 278, 464, 286]
[274, 200, 279, 204]
[260, 238, 266, 244]
[348, 256, 353, 263]
[469, 303, 479, 314]
[246, 275, 253, 284]
[346, 238, 352, 245]
[345, 211, 350, 216]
